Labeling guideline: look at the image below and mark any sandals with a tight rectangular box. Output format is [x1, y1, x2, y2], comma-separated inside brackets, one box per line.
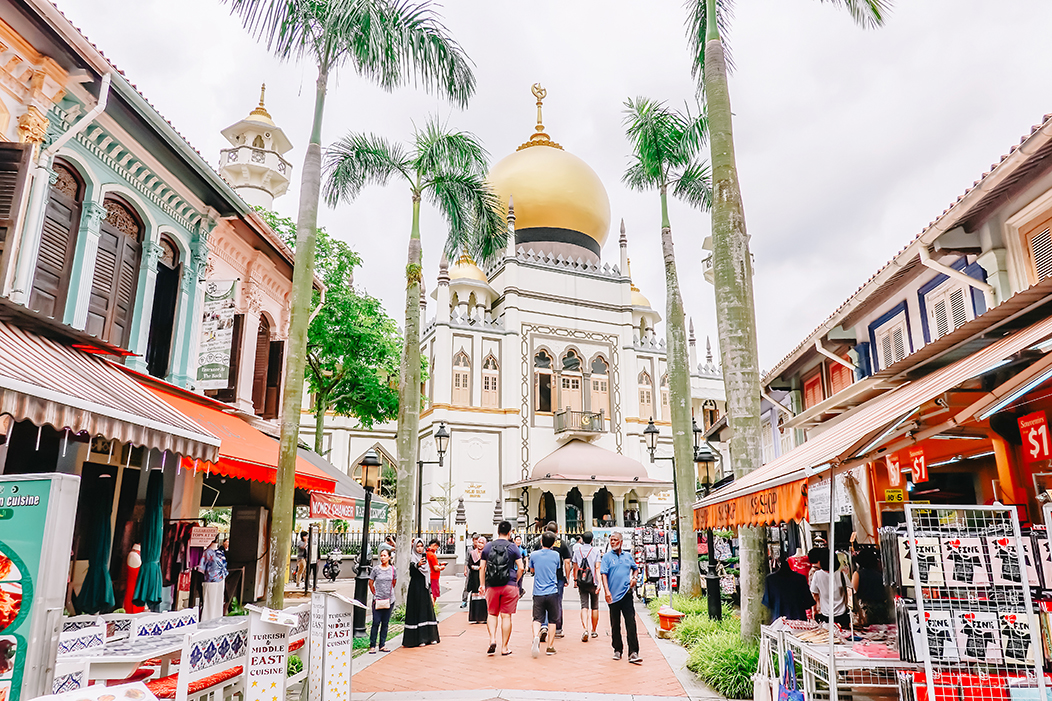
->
[487, 643, 497, 656]
[368, 648, 377, 654]
[379, 647, 391, 652]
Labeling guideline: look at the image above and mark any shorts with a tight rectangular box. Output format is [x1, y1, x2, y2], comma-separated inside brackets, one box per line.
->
[485, 584, 519, 616]
[430, 577, 441, 599]
[578, 584, 599, 610]
[532, 592, 560, 625]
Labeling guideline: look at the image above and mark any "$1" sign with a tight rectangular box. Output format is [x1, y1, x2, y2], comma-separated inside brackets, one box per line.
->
[1019, 410, 1051, 463]
[908, 447, 927, 484]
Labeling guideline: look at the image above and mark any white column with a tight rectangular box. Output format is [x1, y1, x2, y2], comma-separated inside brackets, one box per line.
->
[639, 498, 650, 525]
[237, 310, 262, 413]
[66, 200, 107, 329]
[613, 495, 625, 527]
[171, 267, 197, 386]
[126, 241, 163, 374]
[554, 493, 567, 533]
[582, 493, 594, 529]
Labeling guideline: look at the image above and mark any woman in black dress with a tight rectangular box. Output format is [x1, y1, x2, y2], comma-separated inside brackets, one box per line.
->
[466, 536, 487, 623]
[402, 538, 440, 647]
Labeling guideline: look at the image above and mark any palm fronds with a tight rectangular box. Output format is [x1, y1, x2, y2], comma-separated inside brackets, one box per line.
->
[622, 97, 711, 207]
[816, 0, 891, 28]
[322, 132, 410, 205]
[684, 0, 736, 91]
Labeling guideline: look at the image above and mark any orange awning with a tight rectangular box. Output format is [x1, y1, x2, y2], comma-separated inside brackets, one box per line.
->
[694, 479, 808, 530]
[146, 387, 336, 493]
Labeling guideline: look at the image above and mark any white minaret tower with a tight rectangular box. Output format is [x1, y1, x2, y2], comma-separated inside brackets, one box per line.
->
[219, 84, 294, 209]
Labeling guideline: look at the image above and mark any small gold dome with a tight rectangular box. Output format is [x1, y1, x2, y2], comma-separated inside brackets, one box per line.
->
[631, 288, 652, 309]
[449, 253, 487, 283]
[247, 83, 275, 126]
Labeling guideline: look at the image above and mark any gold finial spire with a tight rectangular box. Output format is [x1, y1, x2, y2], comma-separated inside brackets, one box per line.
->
[250, 82, 273, 121]
[627, 257, 640, 292]
[517, 83, 562, 151]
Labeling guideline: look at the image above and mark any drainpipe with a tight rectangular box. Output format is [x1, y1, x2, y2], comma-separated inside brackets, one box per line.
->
[815, 340, 855, 370]
[918, 246, 996, 308]
[8, 73, 112, 303]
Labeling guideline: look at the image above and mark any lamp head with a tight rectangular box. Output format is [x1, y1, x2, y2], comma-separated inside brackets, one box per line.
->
[434, 422, 450, 462]
[360, 448, 382, 492]
[643, 417, 659, 459]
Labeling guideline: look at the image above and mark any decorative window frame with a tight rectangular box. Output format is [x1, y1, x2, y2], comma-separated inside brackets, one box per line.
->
[916, 256, 985, 343]
[1005, 187, 1052, 292]
[867, 301, 914, 372]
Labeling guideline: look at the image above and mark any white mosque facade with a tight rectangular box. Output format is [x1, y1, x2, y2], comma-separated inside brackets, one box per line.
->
[305, 91, 727, 534]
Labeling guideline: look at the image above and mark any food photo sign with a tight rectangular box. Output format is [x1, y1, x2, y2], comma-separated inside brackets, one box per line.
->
[0, 474, 80, 701]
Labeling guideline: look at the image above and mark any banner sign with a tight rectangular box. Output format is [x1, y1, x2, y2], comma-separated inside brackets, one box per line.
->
[1020, 411, 1052, 464]
[245, 606, 292, 701]
[189, 526, 219, 548]
[806, 475, 854, 524]
[309, 492, 389, 523]
[694, 479, 808, 530]
[907, 446, 927, 484]
[886, 454, 901, 487]
[0, 474, 80, 701]
[197, 280, 238, 390]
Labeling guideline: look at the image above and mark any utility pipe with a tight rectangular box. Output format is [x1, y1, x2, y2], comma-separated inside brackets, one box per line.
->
[815, 340, 855, 370]
[918, 247, 995, 306]
[8, 73, 111, 302]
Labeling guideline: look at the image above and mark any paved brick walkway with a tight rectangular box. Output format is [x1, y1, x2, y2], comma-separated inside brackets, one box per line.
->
[351, 606, 686, 697]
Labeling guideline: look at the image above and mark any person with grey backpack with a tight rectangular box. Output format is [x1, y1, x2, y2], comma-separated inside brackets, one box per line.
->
[572, 531, 602, 641]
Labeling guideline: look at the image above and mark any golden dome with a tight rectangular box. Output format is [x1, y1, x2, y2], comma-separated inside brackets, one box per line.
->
[247, 83, 275, 126]
[448, 253, 487, 283]
[631, 288, 653, 309]
[486, 84, 611, 253]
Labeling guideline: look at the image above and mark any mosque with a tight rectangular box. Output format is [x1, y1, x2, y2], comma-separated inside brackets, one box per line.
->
[311, 86, 727, 533]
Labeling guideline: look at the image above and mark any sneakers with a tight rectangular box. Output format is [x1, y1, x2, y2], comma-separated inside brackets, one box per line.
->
[531, 637, 540, 658]
[581, 631, 589, 642]
[591, 631, 599, 638]
[460, 601, 467, 609]
[539, 627, 548, 643]
[554, 630, 565, 639]
[628, 652, 642, 665]
[546, 646, 557, 656]
[612, 651, 622, 661]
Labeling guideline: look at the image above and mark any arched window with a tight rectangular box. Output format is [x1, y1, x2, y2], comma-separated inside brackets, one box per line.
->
[778, 412, 794, 456]
[31, 159, 83, 320]
[534, 350, 552, 413]
[452, 351, 471, 405]
[638, 369, 653, 420]
[590, 355, 609, 418]
[252, 134, 265, 148]
[146, 234, 181, 378]
[560, 349, 582, 412]
[660, 373, 670, 418]
[482, 354, 499, 408]
[85, 195, 143, 346]
[639, 317, 646, 340]
[252, 315, 272, 415]
[702, 399, 719, 430]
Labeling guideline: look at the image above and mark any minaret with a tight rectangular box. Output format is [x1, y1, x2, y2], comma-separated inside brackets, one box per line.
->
[506, 195, 516, 257]
[619, 219, 628, 273]
[219, 84, 294, 209]
[689, 317, 698, 370]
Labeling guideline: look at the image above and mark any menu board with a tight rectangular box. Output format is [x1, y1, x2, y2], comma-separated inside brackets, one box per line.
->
[0, 474, 79, 701]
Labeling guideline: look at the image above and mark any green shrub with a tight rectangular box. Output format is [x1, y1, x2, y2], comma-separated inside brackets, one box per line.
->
[392, 604, 406, 623]
[686, 629, 759, 700]
[287, 655, 303, 677]
[672, 612, 737, 647]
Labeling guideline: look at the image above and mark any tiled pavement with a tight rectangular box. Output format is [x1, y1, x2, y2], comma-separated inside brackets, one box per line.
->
[350, 575, 724, 701]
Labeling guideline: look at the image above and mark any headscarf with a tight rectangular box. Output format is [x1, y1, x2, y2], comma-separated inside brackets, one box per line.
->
[412, 538, 429, 580]
[470, 537, 485, 564]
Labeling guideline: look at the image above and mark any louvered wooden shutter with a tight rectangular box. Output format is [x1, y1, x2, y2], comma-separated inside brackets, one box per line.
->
[804, 374, 824, 409]
[30, 162, 81, 319]
[949, 287, 968, 329]
[0, 143, 31, 253]
[252, 318, 270, 414]
[87, 200, 141, 346]
[829, 362, 853, 395]
[1029, 227, 1052, 281]
[263, 339, 284, 419]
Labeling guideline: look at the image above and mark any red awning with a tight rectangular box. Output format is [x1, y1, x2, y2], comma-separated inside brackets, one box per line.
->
[146, 387, 336, 493]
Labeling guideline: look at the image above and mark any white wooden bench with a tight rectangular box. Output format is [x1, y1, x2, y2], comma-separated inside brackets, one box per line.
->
[61, 615, 104, 634]
[284, 603, 310, 697]
[145, 619, 248, 701]
[52, 625, 105, 693]
[132, 607, 199, 639]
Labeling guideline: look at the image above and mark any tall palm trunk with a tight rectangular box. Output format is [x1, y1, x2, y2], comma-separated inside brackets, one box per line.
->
[395, 194, 423, 601]
[659, 186, 702, 597]
[269, 66, 328, 609]
[703, 0, 766, 640]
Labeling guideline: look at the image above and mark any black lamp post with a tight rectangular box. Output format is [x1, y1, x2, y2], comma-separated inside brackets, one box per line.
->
[644, 418, 680, 605]
[693, 418, 723, 622]
[416, 423, 449, 536]
[353, 448, 382, 637]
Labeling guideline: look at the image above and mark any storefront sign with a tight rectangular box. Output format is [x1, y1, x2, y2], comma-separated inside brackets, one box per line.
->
[463, 482, 487, 502]
[694, 479, 808, 530]
[885, 488, 905, 503]
[886, 454, 901, 487]
[908, 447, 927, 483]
[0, 474, 79, 701]
[807, 474, 854, 524]
[307, 592, 357, 701]
[1019, 411, 1051, 463]
[245, 606, 292, 701]
[197, 280, 238, 390]
[188, 526, 219, 548]
[309, 492, 389, 523]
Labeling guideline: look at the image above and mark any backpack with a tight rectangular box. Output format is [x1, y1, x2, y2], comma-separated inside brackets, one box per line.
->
[576, 546, 595, 587]
[485, 540, 513, 587]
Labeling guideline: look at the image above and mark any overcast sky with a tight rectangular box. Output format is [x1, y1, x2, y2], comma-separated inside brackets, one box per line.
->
[55, 0, 1052, 371]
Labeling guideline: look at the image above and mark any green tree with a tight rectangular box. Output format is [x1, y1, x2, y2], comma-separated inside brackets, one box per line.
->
[226, 0, 475, 608]
[427, 480, 458, 530]
[257, 210, 402, 453]
[684, 0, 889, 639]
[622, 97, 711, 598]
[323, 116, 505, 599]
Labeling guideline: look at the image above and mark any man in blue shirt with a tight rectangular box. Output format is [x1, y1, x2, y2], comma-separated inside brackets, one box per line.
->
[600, 531, 641, 664]
[529, 531, 562, 657]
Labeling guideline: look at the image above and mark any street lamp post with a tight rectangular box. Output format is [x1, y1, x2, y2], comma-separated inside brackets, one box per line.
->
[643, 418, 679, 608]
[353, 449, 382, 637]
[692, 418, 723, 622]
[416, 423, 449, 536]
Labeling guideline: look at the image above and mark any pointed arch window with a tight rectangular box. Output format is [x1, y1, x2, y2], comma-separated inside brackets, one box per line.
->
[590, 355, 610, 418]
[452, 351, 471, 406]
[660, 373, 670, 418]
[252, 134, 265, 148]
[534, 350, 552, 413]
[86, 196, 143, 347]
[638, 369, 653, 420]
[482, 354, 500, 408]
[145, 234, 181, 378]
[560, 349, 583, 412]
[702, 399, 719, 430]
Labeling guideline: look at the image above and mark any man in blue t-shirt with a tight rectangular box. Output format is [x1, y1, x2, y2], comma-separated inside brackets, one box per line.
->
[529, 531, 562, 657]
[600, 531, 641, 664]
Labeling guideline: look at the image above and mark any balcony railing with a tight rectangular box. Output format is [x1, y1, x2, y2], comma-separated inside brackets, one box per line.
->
[554, 408, 605, 434]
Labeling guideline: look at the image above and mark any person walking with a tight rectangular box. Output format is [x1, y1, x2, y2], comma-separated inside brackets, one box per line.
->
[294, 531, 308, 585]
[379, 535, 396, 561]
[467, 536, 488, 623]
[529, 532, 562, 657]
[541, 522, 572, 640]
[462, 533, 479, 608]
[572, 531, 602, 641]
[426, 539, 446, 603]
[368, 548, 396, 653]
[479, 520, 523, 657]
[601, 531, 641, 664]
[513, 534, 528, 597]
[199, 536, 228, 622]
[403, 538, 440, 647]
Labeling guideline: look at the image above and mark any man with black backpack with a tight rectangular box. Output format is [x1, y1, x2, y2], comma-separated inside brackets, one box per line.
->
[479, 520, 523, 656]
[572, 531, 602, 641]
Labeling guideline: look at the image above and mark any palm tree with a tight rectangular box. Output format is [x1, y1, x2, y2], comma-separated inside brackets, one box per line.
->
[324, 117, 505, 597]
[684, 0, 890, 639]
[622, 97, 711, 598]
[225, 0, 475, 609]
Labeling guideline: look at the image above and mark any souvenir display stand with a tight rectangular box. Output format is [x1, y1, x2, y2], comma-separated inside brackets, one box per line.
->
[900, 504, 1048, 701]
[633, 526, 678, 602]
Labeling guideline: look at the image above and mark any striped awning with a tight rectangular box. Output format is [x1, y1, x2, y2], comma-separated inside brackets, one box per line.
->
[0, 320, 219, 461]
